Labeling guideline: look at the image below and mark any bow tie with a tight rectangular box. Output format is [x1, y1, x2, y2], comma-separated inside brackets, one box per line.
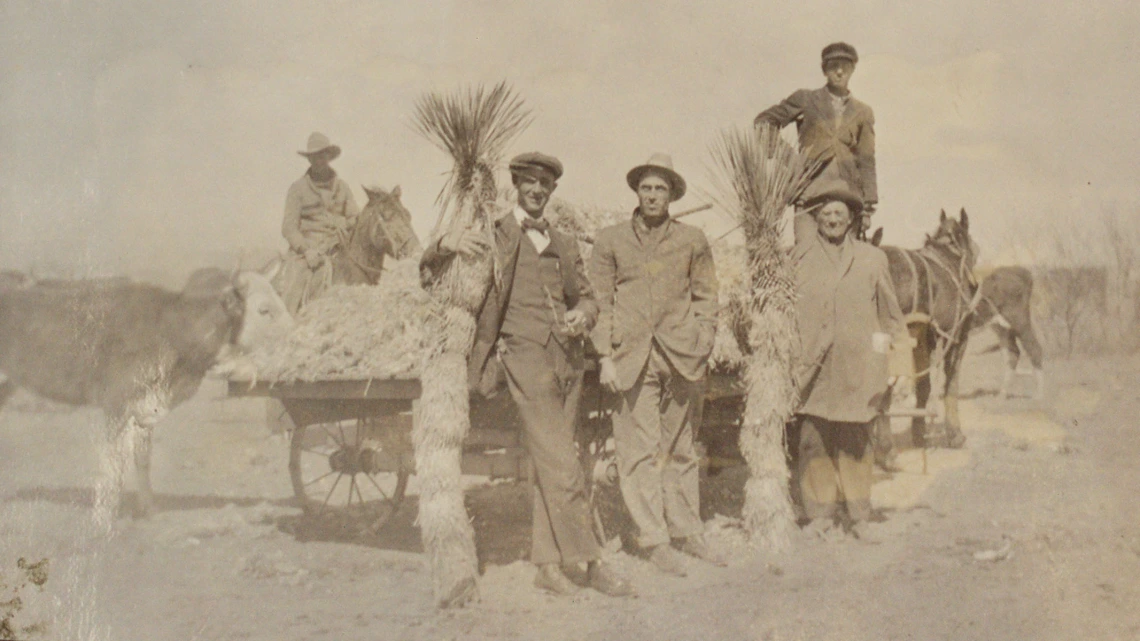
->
[521, 216, 549, 234]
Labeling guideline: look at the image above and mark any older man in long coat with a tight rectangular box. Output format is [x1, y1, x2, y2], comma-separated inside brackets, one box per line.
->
[793, 182, 911, 540]
[420, 152, 632, 598]
[756, 42, 877, 243]
[591, 154, 721, 575]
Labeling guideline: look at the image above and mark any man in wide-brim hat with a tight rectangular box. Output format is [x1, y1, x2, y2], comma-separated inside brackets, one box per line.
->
[591, 153, 723, 576]
[420, 151, 634, 599]
[277, 132, 359, 313]
[790, 180, 912, 542]
[755, 42, 878, 243]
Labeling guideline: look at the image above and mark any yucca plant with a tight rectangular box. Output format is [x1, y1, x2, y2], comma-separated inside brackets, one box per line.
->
[412, 82, 531, 608]
[708, 126, 817, 551]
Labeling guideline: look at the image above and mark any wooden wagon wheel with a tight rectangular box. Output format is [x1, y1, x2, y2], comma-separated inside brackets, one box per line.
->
[288, 415, 413, 532]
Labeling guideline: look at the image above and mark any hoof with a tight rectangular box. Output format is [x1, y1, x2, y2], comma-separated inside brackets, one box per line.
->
[946, 431, 967, 449]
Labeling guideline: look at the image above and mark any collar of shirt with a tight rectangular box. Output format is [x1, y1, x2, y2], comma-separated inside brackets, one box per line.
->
[632, 207, 670, 244]
[306, 168, 338, 191]
[514, 206, 551, 253]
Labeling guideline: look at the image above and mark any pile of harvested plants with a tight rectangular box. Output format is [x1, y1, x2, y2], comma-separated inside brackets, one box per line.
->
[708, 125, 816, 550]
[412, 82, 531, 608]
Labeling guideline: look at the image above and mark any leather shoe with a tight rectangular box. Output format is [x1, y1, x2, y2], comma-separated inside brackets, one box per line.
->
[648, 544, 687, 577]
[534, 564, 580, 596]
[677, 535, 727, 567]
[587, 561, 635, 597]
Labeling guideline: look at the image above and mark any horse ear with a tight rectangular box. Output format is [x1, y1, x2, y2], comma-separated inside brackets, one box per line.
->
[959, 208, 969, 230]
[871, 227, 884, 247]
[940, 209, 947, 222]
[391, 185, 401, 199]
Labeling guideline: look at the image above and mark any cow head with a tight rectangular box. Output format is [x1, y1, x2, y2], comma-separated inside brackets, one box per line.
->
[230, 264, 293, 352]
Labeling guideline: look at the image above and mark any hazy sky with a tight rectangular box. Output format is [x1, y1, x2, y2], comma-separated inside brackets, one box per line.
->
[2, 1, 1137, 285]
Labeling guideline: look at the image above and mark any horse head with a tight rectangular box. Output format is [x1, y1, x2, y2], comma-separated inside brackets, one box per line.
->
[359, 184, 422, 261]
[927, 208, 978, 272]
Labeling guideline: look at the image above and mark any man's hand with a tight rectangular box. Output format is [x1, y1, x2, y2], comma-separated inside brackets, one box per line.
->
[303, 249, 324, 270]
[440, 228, 491, 258]
[889, 375, 913, 401]
[563, 309, 587, 337]
[598, 357, 620, 394]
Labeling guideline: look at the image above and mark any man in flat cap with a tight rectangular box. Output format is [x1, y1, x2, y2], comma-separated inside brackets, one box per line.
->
[791, 181, 911, 541]
[277, 132, 360, 313]
[755, 42, 878, 244]
[590, 154, 722, 576]
[420, 152, 633, 598]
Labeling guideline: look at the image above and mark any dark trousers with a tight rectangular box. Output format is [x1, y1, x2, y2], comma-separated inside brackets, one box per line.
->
[499, 334, 600, 566]
[796, 415, 874, 522]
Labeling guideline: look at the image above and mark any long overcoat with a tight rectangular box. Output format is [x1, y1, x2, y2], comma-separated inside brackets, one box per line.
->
[420, 210, 598, 397]
[589, 214, 718, 391]
[793, 233, 908, 423]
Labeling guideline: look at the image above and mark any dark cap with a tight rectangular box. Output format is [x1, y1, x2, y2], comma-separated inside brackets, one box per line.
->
[508, 152, 563, 181]
[821, 42, 858, 65]
[802, 179, 864, 215]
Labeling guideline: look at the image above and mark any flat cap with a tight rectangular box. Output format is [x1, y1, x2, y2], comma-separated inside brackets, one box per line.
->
[821, 42, 858, 65]
[509, 152, 563, 180]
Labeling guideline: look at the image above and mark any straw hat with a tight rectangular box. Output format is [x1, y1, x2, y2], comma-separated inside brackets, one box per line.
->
[626, 153, 687, 201]
[298, 132, 341, 160]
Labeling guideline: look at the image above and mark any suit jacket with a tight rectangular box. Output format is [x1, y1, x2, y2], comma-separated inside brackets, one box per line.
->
[420, 210, 598, 397]
[590, 213, 718, 391]
[755, 86, 878, 206]
[792, 233, 908, 423]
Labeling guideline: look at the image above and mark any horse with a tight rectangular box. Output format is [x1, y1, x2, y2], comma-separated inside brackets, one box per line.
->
[272, 184, 422, 312]
[879, 209, 980, 450]
[972, 266, 1045, 399]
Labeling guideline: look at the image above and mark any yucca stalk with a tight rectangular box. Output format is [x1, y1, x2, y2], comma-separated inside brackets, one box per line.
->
[412, 82, 531, 608]
[708, 126, 817, 551]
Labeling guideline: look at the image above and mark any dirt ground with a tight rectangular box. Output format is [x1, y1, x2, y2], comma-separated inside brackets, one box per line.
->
[1, 342, 1138, 641]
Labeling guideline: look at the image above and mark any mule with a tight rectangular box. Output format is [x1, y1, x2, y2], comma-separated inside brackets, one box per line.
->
[879, 209, 979, 450]
[273, 184, 422, 312]
[973, 266, 1045, 399]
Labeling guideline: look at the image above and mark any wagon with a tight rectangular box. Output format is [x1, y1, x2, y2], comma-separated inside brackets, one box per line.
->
[225, 364, 756, 530]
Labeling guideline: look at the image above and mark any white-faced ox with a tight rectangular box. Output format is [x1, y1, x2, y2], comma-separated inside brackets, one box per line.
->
[0, 267, 291, 519]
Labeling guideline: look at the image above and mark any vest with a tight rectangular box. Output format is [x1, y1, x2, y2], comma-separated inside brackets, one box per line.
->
[500, 235, 568, 345]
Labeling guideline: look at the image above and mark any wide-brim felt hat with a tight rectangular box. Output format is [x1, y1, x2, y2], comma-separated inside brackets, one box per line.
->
[509, 152, 563, 180]
[298, 132, 341, 160]
[626, 153, 687, 202]
[802, 180, 864, 215]
[821, 42, 858, 65]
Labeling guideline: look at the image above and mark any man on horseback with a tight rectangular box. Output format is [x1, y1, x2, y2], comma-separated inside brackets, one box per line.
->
[755, 42, 878, 244]
[278, 132, 361, 313]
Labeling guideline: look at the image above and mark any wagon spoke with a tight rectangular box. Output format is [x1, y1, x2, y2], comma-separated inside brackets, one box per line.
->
[348, 476, 358, 506]
[365, 472, 390, 501]
[303, 469, 337, 488]
[322, 425, 340, 447]
[353, 478, 367, 505]
[301, 447, 330, 457]
[323, 473, 343, 507]
[338, 423, 348, 448]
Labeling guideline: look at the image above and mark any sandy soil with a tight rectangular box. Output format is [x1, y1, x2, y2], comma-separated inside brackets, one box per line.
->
[1, 344, 1138, 641]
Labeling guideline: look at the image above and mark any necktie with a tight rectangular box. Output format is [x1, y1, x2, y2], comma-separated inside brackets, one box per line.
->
[521, 216, 549, 234]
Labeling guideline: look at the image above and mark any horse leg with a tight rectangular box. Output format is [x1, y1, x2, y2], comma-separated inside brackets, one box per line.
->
[133, 428, 154, 518]
[1019, 321, 1047, 400]
[993, 325, 1018, 399]
[910, 324, 934, 448]
[942, 342, 968, 449]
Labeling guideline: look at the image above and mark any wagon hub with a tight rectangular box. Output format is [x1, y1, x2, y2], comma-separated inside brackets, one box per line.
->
[328, 446, 383, 475]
